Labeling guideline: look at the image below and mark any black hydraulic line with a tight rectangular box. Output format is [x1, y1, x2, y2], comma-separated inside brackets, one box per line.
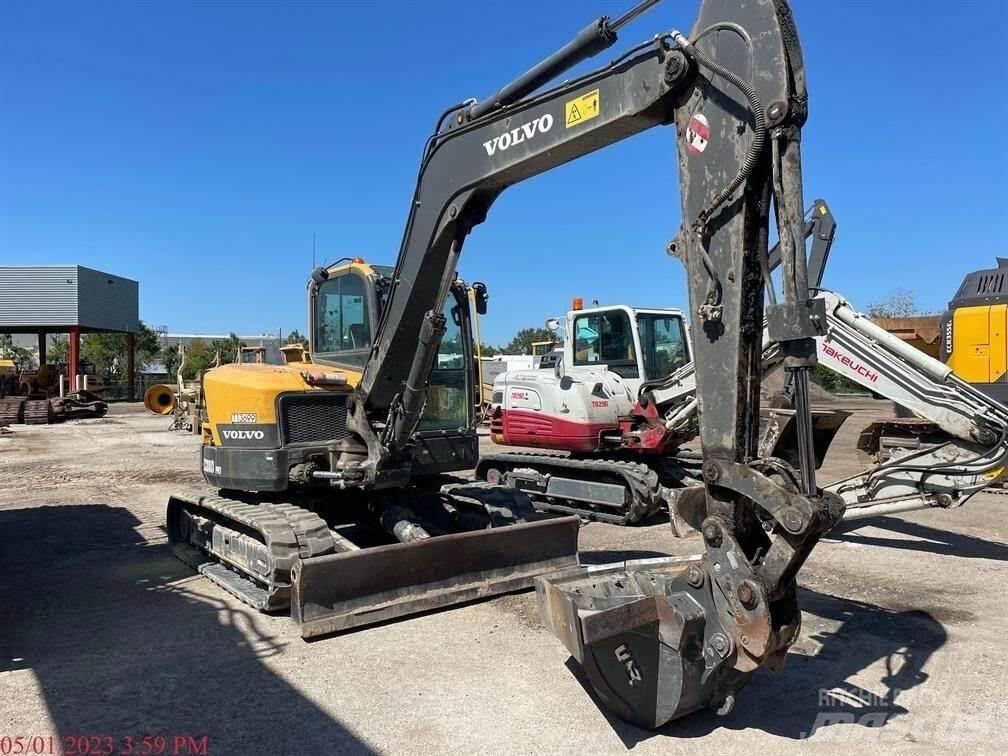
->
[672, 31, 766, 233]
[423, 100, 476, 162]
[468, 0, 662, 120]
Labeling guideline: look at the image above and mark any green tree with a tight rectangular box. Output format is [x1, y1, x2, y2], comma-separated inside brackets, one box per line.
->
[866, 289, 931, 319]
[286, 329, 308, 346]
[80, 333, 123, 378]
[0, 334, 33, 367]
[180, 339, 215, 380]
[502, 327, 554, 355]
[47, 336, 69, 364]
[477, 341, 499, 356]
[135, 322, 161, 360]
[210, 333, 245, 364]
[80, 321, 162, 380]
[160, 344, 181, 378]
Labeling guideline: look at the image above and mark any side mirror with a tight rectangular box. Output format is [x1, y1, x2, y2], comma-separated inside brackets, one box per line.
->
[471, 281, 489, 316]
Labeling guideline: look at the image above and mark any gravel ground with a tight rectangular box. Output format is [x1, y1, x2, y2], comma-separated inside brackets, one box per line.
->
[0, 399, 1005, 754]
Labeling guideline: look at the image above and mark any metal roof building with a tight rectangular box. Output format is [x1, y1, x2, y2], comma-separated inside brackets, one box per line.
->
[0, 265, 140, 399]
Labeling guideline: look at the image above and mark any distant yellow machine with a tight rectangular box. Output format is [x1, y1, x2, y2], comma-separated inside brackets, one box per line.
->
[942, 258, 1008, 402]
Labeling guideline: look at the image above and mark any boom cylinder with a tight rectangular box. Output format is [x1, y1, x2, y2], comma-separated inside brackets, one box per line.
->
[468, 18, 616, 120]
[467, 0, 663, 121]
[389, 309, 446, 450]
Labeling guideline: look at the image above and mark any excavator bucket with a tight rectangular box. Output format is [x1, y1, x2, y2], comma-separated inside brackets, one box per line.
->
[535, 555, 741, 729]
[291, 516, 580, 638]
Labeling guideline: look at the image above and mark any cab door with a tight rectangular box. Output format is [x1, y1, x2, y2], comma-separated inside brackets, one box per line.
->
[418, 283, 475, 432]
[412, 283, 479, 475]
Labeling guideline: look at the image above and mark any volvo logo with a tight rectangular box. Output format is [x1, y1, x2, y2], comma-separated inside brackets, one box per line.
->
[222, 429, 265, 440]
[482, 114, 553, 156]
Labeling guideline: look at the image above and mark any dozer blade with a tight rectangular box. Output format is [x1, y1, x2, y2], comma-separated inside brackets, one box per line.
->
[291, 515, 580, 638]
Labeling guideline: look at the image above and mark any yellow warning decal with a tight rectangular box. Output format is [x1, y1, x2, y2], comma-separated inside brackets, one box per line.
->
[565, 89, 600, 128]
[983, 466, 1004, 480]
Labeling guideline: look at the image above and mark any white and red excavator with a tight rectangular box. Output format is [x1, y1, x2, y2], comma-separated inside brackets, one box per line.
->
[481, 199, 1008, 537]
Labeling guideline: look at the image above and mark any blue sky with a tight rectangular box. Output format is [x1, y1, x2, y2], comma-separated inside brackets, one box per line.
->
[2, 0, 1006, 345]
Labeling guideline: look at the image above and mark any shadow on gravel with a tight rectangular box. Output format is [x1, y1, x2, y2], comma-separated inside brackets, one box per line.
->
[831, 515, 1008, 562]
[0, 505, 373, 755]
[564, 586, 946, 748]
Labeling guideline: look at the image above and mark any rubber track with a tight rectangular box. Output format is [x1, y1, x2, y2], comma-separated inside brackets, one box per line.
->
[440, 480, 539, 524]
[477, 452, 662, 524]
[0, 397, 26, 425]
[168, 493, 335, 611]
[23, 400, 52, 425]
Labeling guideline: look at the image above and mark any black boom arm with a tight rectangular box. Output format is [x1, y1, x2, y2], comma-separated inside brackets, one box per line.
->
[348, 0, 821, 515]
[356, 42, 685, 443]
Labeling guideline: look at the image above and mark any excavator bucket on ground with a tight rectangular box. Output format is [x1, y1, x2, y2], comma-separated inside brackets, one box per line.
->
[291, 516, 580, 638]
[535, 555, 738, 729]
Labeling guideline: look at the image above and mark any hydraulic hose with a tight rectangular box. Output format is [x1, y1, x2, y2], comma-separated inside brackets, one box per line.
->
[671, 30, 766, 233]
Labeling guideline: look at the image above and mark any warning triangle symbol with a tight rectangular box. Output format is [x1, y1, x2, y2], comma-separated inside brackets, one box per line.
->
[567, 102, 582, 126]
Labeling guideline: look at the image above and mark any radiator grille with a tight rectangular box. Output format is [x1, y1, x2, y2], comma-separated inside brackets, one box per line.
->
[279, 393, 351, 445]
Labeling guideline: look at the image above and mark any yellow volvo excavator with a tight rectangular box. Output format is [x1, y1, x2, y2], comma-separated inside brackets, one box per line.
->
[169, 258, 579, 629]
[942, 258, 1008, 403]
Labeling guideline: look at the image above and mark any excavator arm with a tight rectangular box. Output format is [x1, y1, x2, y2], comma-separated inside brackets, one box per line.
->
[347, 13, 689, 485]
[813, 291, 1008, 520]
[340, 0, 812, 500]
[531, 0, 848, 727]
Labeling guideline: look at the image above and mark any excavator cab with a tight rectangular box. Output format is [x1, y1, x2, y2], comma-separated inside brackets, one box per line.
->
[567, 304, 693, 388]
[310, 260, 482, 474]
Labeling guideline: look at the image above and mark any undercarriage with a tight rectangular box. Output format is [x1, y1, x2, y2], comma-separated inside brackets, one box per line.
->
[167, 481, 579, 637]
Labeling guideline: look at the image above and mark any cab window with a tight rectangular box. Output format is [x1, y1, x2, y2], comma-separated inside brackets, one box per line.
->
[636, 314, 688, 381]
[314, 273, 371, 367]
[572, 310, 638, 379]
[419, 297, 469, 431]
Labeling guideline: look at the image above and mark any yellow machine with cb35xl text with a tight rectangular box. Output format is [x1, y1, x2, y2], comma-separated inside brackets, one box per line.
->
[942, 258, 1008, 404]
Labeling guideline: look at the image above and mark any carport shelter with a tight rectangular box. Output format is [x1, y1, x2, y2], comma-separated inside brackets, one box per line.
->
[0, 265, 140, 399]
